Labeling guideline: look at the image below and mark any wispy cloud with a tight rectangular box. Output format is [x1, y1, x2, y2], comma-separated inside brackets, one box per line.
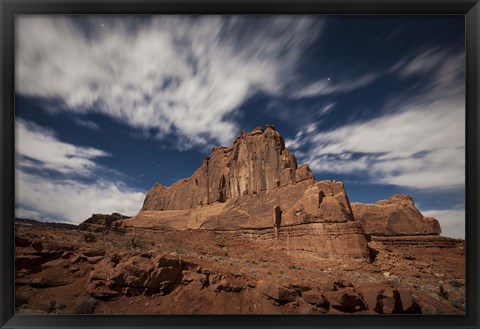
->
[393, 46, 446, 78]
[15, 208, 42, 220]
[287, 47, 465, 191]
[16, 16, 325, 148]
[294, 72, 381, 98]
[16, 169, 145, 223]
[15, 119, 145, 223]
[74, 118, 100, 130]
[421, 208, 465, 239]
[16, 119, 109, 176]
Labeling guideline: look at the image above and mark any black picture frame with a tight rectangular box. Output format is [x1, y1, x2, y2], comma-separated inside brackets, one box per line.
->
[1, 1, 479, 328]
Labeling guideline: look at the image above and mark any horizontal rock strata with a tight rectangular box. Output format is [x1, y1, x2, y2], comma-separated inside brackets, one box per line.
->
[79, 213, 130, 233]
[351, 195, 441, 236]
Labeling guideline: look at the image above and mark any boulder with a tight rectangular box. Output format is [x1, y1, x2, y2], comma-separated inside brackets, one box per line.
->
[87, 252, 188, 297]
[259, 282, 299, 302]
[302, 290, 330, 310]
[323, 288, 367, 313]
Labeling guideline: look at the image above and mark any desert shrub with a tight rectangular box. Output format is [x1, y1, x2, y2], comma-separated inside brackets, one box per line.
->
[83, 232, 97, 243]
[452, 298, 465, 311]
[15, 292, 28, 308]
[288, 264, 298, 270]
[449, 279, 465, 288]
[47, 300, 65, 314]
[438, 285, 449, 300]
[72, 296, 97, 314]
[128, 233, 153, 250]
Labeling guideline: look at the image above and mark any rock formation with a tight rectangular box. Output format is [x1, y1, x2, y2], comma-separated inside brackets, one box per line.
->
[141, 125, 315, 211]
[127, 125, 370, 260]
[351, 195, 441, 236]
[78, 213, 130, 233]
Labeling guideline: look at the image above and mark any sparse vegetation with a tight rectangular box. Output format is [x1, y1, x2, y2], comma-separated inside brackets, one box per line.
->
[47, 300, 65, 314]
[288, 264, 299, 270]
[452, 298, 465, 311]
[15, 292, 28, 308]
[83, 232, 97, 243]
[449, 279, 464, 288]
[72, 296, 97, 314]
[438, 284, 449, 300]
[127, 232, 153, 250]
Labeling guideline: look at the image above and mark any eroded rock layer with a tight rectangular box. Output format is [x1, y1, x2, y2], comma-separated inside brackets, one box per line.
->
[79, 213, 130, 233]
[133, 126, 357, 230]
[351, 195, 441, 236]
[142, 125, 315, 211]
[128, 125, 369, 260]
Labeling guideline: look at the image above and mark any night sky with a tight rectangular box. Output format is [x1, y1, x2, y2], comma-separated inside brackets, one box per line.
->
[15, 15, 465, 238]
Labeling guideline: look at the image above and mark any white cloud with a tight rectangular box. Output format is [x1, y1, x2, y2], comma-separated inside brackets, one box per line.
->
[289, 48, 465, 190]
[15, 119, 146, 223]
[396, 47, 445, 77]
[74, 119, 100, 130]
[421, 208, 465, 239]
[294, 72, 381, 98]
[16, 16, 324, 148]
[15, 208, 42, 220]
[16, 119, 110, 176]
[16, 169, 145, 223]
[319, 103, 336, 116]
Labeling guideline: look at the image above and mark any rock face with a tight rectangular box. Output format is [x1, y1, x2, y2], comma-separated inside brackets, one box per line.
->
[78, 213, 130, 233]
[129, 125, 370, 260]
[142, 125, 315, 211]
[351, 195, 441, 236]
[136, 126, 356, 229]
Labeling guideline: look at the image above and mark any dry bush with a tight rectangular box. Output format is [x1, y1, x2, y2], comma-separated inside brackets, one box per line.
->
[72, 296, 97, 314]
[47, 300, 65, 314]
[128, 232, 154, 250]
[83, 232, 97, 243]
[15, 292, 28, 308]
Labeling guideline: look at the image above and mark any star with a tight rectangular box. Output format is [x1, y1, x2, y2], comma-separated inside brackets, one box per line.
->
[327, 77, 331, 81]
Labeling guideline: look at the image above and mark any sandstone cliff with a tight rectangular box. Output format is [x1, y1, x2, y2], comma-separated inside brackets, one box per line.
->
[142, 125, 315, 211]
[127, 125, 369, 260]
[351, 195, 441, 236]
[133, 125, 355, 230]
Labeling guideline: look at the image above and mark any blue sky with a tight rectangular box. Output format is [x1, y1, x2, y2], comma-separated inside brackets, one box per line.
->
[14, 15, 465, 238]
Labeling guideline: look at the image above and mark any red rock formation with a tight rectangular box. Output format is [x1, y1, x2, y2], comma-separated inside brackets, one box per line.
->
[136, 126, 358, 229]
[141, 125, 315, 211]
[78, 213, 130, 233]
[351, 194, 441, 236]
[128, 125, 370, 260]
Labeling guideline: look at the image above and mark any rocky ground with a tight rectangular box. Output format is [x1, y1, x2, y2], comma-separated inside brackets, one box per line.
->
[15, 223, 465, 315]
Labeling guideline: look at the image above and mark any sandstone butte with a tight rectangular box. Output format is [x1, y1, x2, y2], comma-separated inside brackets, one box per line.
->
[124, 125, 442, 261]
[351, 195, 441, 236]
